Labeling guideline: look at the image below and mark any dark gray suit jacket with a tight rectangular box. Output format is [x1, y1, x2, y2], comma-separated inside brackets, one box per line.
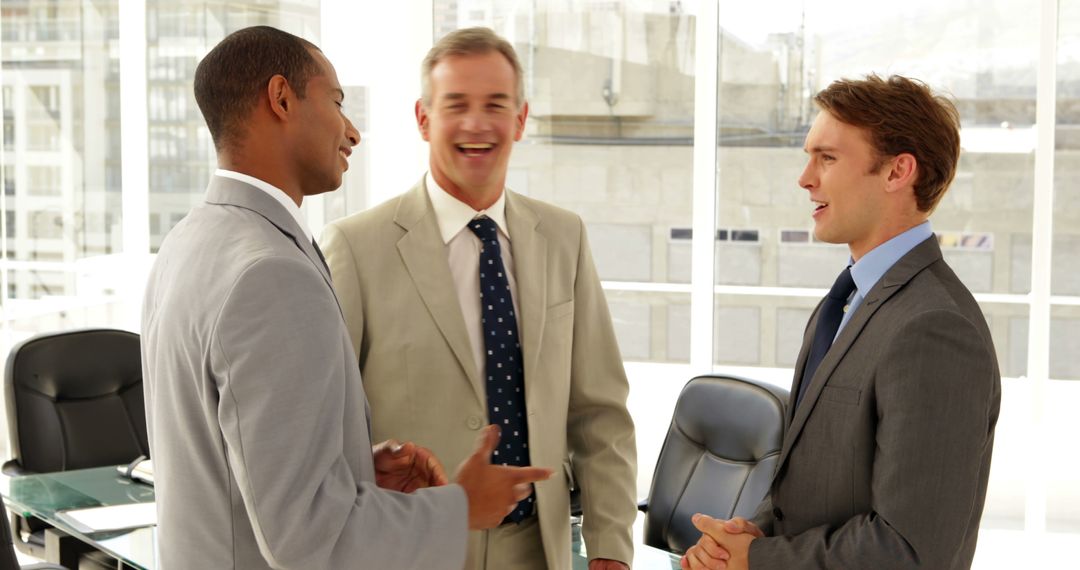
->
[142, 176, 467, 569]
[749, 236, 1001, 569]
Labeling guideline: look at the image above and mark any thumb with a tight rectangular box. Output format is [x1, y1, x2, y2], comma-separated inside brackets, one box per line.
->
[470, 425, 500, 460]
[691, 513, 724, 536]
[724, 518, 746, 534]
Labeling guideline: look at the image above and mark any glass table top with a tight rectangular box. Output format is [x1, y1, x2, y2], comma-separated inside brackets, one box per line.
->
[1, 466, 681, 570]
[0, 466, 157, 570]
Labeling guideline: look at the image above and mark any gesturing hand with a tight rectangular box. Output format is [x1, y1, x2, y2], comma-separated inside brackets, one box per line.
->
[454, 425, 553, 529]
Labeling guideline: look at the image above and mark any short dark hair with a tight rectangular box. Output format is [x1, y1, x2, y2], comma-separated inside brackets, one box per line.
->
[421, 27, 524, 108]
[194, 26, 322, 151]
[814, 74, 961, 213]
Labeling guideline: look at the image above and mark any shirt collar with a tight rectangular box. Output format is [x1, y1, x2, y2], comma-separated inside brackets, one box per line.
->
[214, 169, 313, 242]
[425, 171, 510, 245]
[849, 221, 934, 295]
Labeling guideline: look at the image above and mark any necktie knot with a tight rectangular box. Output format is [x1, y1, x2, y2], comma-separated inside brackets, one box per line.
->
[468, 216, 500, 245]
[827, 266, 856, 301]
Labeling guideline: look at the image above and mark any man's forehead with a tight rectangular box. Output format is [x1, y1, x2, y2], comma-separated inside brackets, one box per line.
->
[803, 111, 860, 152]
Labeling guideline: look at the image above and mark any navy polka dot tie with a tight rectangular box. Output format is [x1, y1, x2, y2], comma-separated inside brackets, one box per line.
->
[467, 216, 533, 523]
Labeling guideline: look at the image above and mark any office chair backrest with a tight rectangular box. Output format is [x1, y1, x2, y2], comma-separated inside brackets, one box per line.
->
[5, 329, 148, 473]
[643, 374, 788, 554]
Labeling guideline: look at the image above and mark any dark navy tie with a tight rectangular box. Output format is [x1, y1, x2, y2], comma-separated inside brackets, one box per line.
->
[796, 266, 855, 408]
[311, 239, 330, 277]
[467, 216, 533, 523]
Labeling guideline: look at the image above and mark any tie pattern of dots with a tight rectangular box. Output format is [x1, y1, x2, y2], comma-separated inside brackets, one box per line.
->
[467, 216, 533, 523]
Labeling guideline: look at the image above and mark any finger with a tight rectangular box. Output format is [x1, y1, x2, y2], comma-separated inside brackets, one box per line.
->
[425, 453, 449, 486]
[687, 544, 725, 570]
[512, 483, 532, 502]
[680, 554, 690, 570]
[506, 466, 554, 484]
[698, 535, 729, 561]
[391, 440, 412, 456]
[691, 513, 726, 538]
[685, 547, 707, 570]
[471, 425, 501, 460]
[723, 517, 745, 534]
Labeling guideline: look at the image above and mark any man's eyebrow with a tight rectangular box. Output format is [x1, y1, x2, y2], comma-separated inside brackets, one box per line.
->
[438, 92, 514, 101]
[805, 145, 839, 154]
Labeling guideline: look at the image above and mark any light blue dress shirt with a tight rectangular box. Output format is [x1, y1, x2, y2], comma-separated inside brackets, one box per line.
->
[835, 221, 934, 340]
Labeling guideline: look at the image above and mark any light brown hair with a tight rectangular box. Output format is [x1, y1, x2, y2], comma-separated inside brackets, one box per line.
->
[814, 74, 961, 213]
[421, 27, 524, 108]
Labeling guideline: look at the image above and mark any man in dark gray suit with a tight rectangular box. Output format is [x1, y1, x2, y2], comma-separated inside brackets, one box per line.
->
[681, 75, 1001, 569]
[142, 26, 550, 569]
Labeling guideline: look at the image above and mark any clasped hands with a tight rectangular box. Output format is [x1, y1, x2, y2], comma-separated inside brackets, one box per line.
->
[680, 514, 763, 570]
[372, 438, 448, 493]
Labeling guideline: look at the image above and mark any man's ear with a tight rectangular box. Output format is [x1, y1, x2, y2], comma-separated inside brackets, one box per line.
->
[267, 75, 292, 120]
[415, 99, 430, 141]
[513, 101, 529, 142]
[885, 152, 917, 194]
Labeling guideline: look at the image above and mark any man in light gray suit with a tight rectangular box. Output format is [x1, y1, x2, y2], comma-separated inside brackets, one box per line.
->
[141, 26, 550, 569]
[682, 75, 1001, 569]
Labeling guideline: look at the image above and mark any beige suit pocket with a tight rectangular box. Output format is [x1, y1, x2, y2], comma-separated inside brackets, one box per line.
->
[820, 385, 861, 405]
[546, 299, 575, 321]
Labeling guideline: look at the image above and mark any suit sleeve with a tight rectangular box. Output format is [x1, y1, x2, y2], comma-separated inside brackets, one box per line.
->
[749, 309, 997, 569]
[567, 219, 638, 564]
[212, 256, 467, 569]
[319, 223, 365, 359]
[749, 494, 776, 536]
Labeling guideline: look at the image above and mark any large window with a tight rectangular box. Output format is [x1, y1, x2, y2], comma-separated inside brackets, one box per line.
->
[1, 0, 1077, 565]
[438, 1, 697, 367]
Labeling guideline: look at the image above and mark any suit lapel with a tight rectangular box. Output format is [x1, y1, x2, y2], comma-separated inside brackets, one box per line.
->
[505, 192, 546, 409]
[787, 299, 823, 424]
[394, 182, 485, 403]
[776, 236, 943, 471]
[205, 176, 342, 317]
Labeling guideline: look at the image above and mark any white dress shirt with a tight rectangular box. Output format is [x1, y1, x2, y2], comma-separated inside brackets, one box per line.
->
[214, 169, 313, 243]
[426, 172, 522, 380]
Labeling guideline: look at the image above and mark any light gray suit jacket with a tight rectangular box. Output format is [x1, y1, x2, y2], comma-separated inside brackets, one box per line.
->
[320, 179, 638, 568]
[141, 176, 467, 569]
[748, 236, 1001, 569]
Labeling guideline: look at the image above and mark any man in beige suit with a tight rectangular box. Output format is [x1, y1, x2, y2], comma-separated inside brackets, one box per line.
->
[681, 76, 1000, 569]
[321, 27, 637, 570]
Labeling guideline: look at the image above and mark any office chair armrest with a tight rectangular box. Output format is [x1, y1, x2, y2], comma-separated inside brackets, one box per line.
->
[637, 498, 649, 513]
[2, 459, 31, 477]
[22, 563, 69, 570]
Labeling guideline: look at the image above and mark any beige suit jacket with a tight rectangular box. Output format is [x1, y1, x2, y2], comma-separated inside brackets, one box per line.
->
[321, 179, 638, 568]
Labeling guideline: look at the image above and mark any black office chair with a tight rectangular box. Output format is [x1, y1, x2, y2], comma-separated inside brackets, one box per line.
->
[2, 329, 147, 559]
[639, 374, 788, 555]
[0, 500, 67, 570]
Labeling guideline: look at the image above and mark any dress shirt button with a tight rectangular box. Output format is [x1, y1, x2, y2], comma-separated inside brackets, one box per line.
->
[772, 507, 784, 521]
[466, 416, 482, 430]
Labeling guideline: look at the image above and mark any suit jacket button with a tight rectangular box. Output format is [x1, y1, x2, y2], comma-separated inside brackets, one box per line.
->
[772, 507, 784, 521]
[466, 416, 482, 430]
